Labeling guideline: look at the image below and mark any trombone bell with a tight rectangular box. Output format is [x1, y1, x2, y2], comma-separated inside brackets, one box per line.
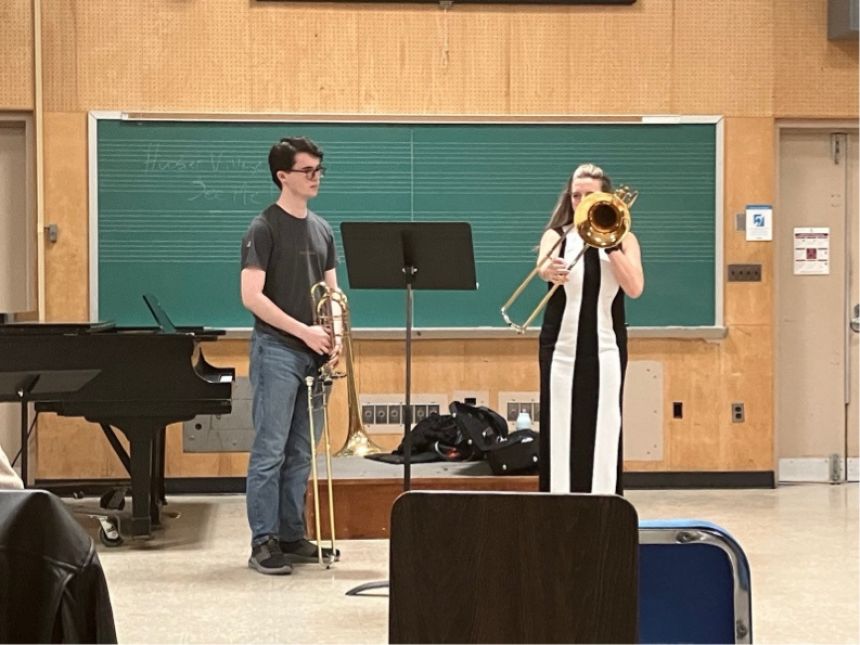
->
[574, 187, 635, 249]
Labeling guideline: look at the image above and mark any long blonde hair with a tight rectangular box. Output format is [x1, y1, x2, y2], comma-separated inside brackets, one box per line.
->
[544, 163, 612, 231]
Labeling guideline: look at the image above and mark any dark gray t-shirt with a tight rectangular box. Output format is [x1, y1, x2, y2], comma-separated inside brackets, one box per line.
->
[241, 204, 338, 353]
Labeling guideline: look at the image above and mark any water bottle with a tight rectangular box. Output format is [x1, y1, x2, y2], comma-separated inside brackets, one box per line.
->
[515, 409, 532, 431]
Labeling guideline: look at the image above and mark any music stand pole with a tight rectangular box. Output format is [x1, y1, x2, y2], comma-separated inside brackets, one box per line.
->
[16, 376, 39, 487]
[344, 267, 417, 597]
[402, 265, 416, 492]
[19, 387, 28, 487]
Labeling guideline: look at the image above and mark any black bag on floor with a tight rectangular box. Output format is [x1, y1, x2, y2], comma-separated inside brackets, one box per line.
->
[366, 413, 474, 464]
[486, 429, 540, 475]
[448, 401, 508, 456]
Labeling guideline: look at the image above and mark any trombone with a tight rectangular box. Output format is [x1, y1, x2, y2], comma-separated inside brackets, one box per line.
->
[309, 281, 383, 458]
[304, 281, 383, 568]
[500, 186, 638, 334]
[305, 374, 336, 568]
[304, 281, 346, 569]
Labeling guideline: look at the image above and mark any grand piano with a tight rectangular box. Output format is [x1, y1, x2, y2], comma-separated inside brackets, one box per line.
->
[0, 295, 234, 538]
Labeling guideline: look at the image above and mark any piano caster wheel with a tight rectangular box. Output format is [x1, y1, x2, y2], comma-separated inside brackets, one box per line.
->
[97, 517, 124, 547]
[100, 487, 126, 511]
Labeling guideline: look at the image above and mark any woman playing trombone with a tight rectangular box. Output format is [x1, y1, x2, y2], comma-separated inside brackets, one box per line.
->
[537, 163, 645, 495]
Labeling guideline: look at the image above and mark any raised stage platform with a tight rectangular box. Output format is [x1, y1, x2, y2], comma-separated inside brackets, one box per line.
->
[307, 456, 537, 539]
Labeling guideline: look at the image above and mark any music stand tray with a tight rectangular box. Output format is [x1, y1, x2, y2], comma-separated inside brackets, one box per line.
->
[341, 222, 477, 292]
[0, 369, 101, 486]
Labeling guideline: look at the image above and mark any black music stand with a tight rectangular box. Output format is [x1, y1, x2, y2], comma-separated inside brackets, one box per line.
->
[0, 369, 101, 486]
[340, 221, 477, 597]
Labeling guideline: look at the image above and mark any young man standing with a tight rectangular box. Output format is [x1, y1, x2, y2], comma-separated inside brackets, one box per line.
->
[240, 137, 341, 575]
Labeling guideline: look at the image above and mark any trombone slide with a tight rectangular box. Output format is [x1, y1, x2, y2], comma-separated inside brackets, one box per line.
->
[501, 245, 585, 334]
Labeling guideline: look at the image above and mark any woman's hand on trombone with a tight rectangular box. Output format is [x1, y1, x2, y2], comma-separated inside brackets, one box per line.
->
[540, 257, 570, 285]
[537, 229, 569, 285]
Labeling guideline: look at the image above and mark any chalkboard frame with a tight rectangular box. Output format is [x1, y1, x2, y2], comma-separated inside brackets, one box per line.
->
[87, 112, 725, 338]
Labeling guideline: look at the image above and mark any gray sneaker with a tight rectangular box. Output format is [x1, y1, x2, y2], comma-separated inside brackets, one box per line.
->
[280, 538, 341, 563]
[248, 537, 293, 575]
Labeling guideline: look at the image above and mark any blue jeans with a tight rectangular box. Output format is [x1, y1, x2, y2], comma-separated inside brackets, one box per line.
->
[246, 331, 323, 546]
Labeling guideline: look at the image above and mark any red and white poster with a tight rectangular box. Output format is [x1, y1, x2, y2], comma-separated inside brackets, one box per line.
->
[793, 227, 830, 275]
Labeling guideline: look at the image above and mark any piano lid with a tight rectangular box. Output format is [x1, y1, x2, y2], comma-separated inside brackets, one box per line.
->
[143, 293, 177, 333]
[0, 295, 189, 336]
[0, 321, 116, 335]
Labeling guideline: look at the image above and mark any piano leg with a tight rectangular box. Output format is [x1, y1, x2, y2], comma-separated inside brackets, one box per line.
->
[110, 419, 161, 538]
[151, 427, 166, 526]
[99, 420, 168, 538]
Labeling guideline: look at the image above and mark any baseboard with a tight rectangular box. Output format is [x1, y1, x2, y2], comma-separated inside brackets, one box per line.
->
[624, 471, 775, 489]
[779, 457, 860, 483]
[36, 470, 776, 497]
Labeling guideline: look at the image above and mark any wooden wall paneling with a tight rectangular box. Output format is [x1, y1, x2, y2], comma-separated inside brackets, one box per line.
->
[356, 6, 446, 114]
[463, 337, 537, 396]
[37, 0, 860, 118]
[508, 8, 574, 115]
[673, 0, 773, 116]
[442, 10, 513, 115]
[774, 0, 859, 118]
[247, 5, 361, 113]
[38, 414, 128, 478]
[507, 2, 674, 115]
[37, 110, 104, 480]
[40, 2, 80, 112]
[354, 5, 513, 115]
[353, 339, 411, 450]
[664, 341, 723, 470]
[719, 326, 773, 470]
[723, 117, 774, 326]
[627, 338, 722, 471]
[43, 111, 88, 321]
[0, 0, 34, 110]
[80, 1, 251, 112]
[716, 116, 774, 470]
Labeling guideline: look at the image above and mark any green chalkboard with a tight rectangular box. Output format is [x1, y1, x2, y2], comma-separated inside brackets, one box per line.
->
[94, 118, 718, 329]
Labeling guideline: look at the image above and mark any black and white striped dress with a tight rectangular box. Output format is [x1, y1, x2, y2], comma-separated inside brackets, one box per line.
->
[538, 228, 627, 495]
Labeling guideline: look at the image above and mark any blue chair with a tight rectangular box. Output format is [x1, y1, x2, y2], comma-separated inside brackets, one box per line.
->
[639, 519, 752, 644]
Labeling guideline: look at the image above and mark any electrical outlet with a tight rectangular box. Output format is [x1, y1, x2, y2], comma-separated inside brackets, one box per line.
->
[731, 402, 745, 423]
[414, 405, 428, 422]
[375, 405, 389, 424]
[361, 405, 374, 425]
[727, 264, 762, 282]
[388, 405, 401, 425]
[359, 394, 448, 434]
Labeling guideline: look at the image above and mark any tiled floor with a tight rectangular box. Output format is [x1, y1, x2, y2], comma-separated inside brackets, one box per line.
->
[69, 483, 858, 644]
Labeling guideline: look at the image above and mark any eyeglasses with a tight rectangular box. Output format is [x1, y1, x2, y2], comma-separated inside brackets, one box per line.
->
[285, 165, 326, 180]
